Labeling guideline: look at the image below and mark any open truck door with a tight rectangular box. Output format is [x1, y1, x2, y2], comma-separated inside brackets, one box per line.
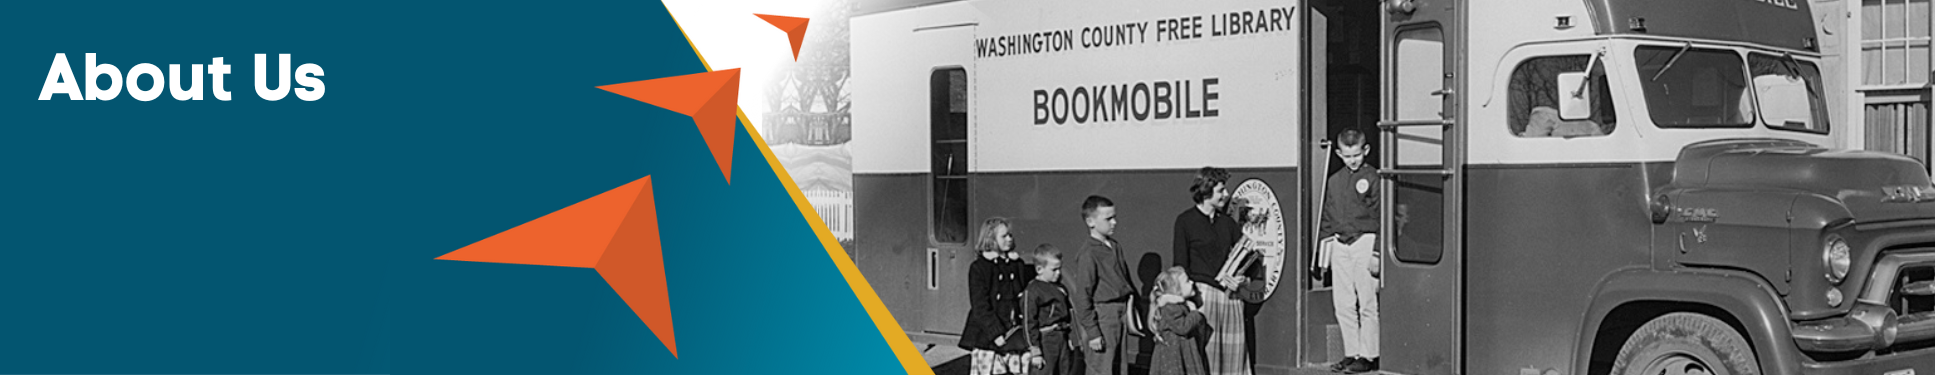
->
[1379, 1, 1464, 374]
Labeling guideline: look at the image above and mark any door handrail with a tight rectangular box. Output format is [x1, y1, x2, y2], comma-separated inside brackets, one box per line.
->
[1378, 168, 1453, 176]
[1376, 119, 1455, 128]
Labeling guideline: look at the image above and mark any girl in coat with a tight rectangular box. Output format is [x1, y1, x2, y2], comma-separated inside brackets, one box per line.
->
[1150, 266, 1208, 375]
[963, 218, 1018, 375]
[991, 223, 1037, 373]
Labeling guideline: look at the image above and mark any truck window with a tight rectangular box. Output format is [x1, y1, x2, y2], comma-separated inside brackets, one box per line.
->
[1390, 26, 1447, 265]
[1748, 53, 1832, 134]
[1633, 46, 1753, 128]
[1508, 55, 1617, 138]
[930, 68, 969, 243]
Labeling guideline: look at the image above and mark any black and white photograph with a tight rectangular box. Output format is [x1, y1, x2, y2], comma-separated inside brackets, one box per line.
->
[772, 0, 1935, 374]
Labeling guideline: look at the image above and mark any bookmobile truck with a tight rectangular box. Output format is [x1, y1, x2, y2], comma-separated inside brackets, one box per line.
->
[849, 0, 1935, 374]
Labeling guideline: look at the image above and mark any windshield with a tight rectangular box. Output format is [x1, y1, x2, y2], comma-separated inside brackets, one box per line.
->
[1634, 46, 1753, 128]
[1748, 53, 1831, 133]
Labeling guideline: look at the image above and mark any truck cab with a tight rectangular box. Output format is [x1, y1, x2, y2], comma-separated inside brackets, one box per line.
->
[1378, 1, 1935, 375]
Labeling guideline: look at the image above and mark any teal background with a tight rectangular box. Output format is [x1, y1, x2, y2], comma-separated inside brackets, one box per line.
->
[0, 1, 897, 374]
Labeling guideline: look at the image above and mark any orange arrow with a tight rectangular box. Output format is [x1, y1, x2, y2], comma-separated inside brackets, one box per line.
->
[754, 14, 810, 61]
[438, 176, 678, 357]
[598, 69, 741, 184]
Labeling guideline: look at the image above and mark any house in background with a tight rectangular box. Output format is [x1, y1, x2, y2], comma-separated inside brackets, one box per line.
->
[765, 0, 858, 245]
[1820, 0, 1933, 173]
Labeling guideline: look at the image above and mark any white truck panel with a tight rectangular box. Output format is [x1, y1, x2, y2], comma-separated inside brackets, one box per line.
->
[970, 0, 1303, 172]
[851, 2, 981, 174]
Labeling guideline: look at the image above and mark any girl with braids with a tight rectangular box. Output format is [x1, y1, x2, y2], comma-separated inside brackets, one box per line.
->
[1148, 266, 1207, 375]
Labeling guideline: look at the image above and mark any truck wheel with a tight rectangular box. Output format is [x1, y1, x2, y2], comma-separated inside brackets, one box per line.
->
[1609, 313, 1758, 375]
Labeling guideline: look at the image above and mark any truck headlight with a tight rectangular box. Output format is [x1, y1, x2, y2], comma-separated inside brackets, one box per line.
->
[1825, 234, 1851, 284]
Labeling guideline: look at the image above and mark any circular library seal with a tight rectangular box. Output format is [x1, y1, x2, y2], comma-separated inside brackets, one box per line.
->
[1224, 178, 1285, 301]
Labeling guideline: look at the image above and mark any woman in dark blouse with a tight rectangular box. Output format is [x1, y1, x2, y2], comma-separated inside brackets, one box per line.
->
[1171, 167, 1251, 375]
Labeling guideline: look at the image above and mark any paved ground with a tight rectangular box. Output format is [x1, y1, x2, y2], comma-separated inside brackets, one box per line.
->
[917, 340, 1358, 375]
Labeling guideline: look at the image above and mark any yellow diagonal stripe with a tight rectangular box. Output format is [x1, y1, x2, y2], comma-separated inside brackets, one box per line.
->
[662, 4, 934, 374]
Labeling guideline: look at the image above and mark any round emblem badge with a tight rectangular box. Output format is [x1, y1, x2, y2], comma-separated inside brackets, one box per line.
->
[1355, 178, 1370, 194]
[1220, 178, 1285, 301]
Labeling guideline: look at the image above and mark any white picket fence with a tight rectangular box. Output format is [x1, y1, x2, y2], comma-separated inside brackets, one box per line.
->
[804, 189, 854, 241]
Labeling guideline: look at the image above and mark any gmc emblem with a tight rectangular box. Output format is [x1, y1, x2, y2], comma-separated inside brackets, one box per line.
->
[1674, 207, 1720, 222]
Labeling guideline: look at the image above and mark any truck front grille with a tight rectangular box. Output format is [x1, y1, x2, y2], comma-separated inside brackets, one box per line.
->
[1889, 265, 1935, 319]
[1881, 250, 1935, 352]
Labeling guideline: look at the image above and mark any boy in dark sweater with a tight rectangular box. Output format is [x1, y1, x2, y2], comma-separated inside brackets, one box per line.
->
[1024, 244, 1079, 375]
[1321, 128, 1380, 373]
[1067, 195, 1135, 375]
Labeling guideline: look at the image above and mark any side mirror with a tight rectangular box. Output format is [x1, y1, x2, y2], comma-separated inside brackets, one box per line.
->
[1557, 72, 1592, 120]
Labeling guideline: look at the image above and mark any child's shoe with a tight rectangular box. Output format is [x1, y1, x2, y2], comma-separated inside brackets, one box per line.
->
[1329, 357, 1358, 373]
[1343, 357, 1378, 374]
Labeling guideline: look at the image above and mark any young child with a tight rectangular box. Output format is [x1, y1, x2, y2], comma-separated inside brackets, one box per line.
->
[1149, 266, 1207, 375]
[964, 218, 1019, 375]
[1023, 245, 1079, 375]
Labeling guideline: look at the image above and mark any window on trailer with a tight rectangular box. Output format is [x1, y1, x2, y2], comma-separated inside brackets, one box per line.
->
[1389, 26, 1447, 265]
[931, 68, 969, 244]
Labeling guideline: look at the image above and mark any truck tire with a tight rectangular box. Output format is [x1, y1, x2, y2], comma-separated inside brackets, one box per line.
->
[1609, 313, 1758, 375]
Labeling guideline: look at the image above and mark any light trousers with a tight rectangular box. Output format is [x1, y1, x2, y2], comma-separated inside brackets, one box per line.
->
[1328, 234, 1380, 359]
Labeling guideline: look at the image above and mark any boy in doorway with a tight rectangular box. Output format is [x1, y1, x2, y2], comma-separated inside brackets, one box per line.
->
[1066, 195, 1137, 375]
[1321, 128, 1380, 373]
